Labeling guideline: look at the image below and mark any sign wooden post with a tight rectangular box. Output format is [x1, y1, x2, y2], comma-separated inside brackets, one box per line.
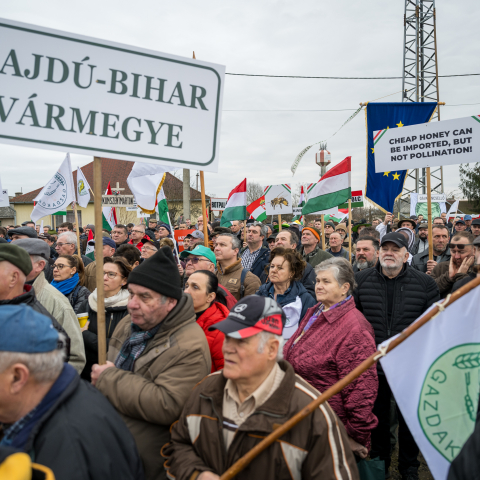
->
[321, 215, 325, 250]
[278, 215, 282, 231]
[73, 203, 82, 255]
[93, 157, 107, 365]
[426, 168, 434, 261]
[348, 199, 352, 262]
[200, 171, 209, 247]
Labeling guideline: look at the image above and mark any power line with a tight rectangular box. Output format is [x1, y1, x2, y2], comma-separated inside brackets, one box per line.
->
[223, 102, 480, 112]
[225, 72, 480, 80]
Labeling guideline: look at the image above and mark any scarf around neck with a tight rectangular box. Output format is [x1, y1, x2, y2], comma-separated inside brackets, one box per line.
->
[88, 288, 130, 312]
[51, 273, 79, 295]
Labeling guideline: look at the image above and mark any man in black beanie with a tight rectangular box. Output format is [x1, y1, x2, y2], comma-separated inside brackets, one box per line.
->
[91, 246, 211, 480]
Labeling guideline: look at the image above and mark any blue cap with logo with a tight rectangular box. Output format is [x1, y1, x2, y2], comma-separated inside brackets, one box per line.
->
[0, 305, 59, 353]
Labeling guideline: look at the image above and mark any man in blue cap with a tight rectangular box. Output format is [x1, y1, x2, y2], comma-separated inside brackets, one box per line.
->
[0, 304, 144, 480]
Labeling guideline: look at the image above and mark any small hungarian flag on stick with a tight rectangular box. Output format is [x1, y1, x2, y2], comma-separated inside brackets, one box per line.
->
[102, 182, 118, 231]
[220, 179, 248, 227]
[292, 186, 305, 224]
[247, 196, 267, 222]
[85, 228, 95, 261]
[303, 157, 351, 215]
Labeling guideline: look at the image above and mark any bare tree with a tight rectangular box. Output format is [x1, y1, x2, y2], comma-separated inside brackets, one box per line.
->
[247, 182, 264, 205]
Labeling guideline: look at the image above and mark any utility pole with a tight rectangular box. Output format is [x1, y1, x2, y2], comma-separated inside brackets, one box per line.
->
[400, 0, 444, 216]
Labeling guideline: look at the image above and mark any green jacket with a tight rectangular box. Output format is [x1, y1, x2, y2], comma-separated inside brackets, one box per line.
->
[301, 245, 333, 268]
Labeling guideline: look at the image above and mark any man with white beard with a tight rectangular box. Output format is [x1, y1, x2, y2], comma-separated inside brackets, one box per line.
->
[353, 236, 379, 273]
[353, 232, 439, 480]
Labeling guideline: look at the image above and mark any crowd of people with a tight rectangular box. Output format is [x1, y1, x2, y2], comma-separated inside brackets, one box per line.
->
[0, 210, 479, 480]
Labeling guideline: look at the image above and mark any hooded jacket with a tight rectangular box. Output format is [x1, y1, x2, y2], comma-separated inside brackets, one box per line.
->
[162, 361, 359, 480]
[0, 285, 70, 361]
[16, 364, 145, 480]
[32, 272, 86, 375]
[256, 281, 317, 337]
[79, 288, 130, 381]
[196, 301, 229, 372]
[96, 293, 211, 480]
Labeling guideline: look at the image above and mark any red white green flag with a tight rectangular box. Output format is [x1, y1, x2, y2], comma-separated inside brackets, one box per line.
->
[85, 228, 95, 261]
[292, 185, 305, 224]
[303, 157, 351, 215]
[102, 182, 118, 231]
[220, 179, 248, 227]
[247, 196, 267, 222]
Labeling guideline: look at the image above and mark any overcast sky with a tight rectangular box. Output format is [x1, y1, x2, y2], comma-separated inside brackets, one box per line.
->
[2, 0, 479, 202]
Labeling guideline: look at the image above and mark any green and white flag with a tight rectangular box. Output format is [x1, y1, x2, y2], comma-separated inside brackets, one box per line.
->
[76, 166, 91, 208]
[380, 286, 480, 480]
[32, 153, 75, 223]
[157, 187, 169, 224]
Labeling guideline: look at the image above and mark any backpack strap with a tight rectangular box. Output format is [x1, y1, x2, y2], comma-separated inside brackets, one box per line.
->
[240, 269, 248, 299]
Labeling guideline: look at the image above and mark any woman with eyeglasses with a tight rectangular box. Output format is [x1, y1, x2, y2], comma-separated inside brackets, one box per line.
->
[51, 255, 90, 313]
[184, 270, 229, 372]
[79, 256, 132, 381]
[256, 247, 316, 339]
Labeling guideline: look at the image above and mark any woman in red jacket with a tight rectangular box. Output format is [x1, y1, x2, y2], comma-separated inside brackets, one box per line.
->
[184, 270, 228, 372]
[284, 257, 378, 459]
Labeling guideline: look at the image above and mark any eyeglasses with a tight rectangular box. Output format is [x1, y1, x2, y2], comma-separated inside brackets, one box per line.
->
[53, 264, 69, 270]
[447, 243, 474, 251]
[55, 242, 73, 247]
[185, 257, 209, 265]
[103, 271, 124, 279]
[142, 245, 157, 252]
[131, 229, 144, 234]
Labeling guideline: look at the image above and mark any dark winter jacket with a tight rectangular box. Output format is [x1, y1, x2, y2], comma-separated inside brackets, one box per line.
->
[79, 291, 129, 381]
[256, 280, 317, 331]
[300, 245, 333, 268]
[411, 247, 451, 274]
[410, 237, 429, 256]
[259, 260, 316, 297]
[241, 246, 270, 278]
[0, 286, 70, 361]
[452, 273, 477, 293]
[14, 363, 145, 480]
[162, 361, 359, 480]
[284, 297, 378, 448]
[65, 284, 90, 314]
[353, 262, 440, 348]
[431, 260, 473, 298]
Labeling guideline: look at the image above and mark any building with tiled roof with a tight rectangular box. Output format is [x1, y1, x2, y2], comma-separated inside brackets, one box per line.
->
[10, 158, 208, 227]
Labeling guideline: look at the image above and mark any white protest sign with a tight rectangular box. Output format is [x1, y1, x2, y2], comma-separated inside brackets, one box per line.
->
[374, 115, 479, 173]
[264, 184, 292, 215]
[0, 188, 9, 207]
[292, 207, 303, 216]
[210, 198, 228, 212]
[0, 18, 224, 171]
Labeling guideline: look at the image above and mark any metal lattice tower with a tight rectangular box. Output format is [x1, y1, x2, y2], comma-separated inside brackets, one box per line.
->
[399, 0, 444, 215]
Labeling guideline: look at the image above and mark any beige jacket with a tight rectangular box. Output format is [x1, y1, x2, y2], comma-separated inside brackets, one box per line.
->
[216, 258, 261, 301]
[96, 293, 211, 480]
[33, 272, 86, 374]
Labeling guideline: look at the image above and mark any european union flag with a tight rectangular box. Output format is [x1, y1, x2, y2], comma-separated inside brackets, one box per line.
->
[365, 102, 437, 212]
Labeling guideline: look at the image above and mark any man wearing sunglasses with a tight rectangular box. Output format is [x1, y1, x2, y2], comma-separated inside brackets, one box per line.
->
[180, 245, 216, 280]
[431, 231, 475, 297]
[451, 235, 480, 293]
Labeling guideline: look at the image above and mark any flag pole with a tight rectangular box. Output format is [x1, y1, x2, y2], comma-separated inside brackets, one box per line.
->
[348, 199, 352, 262]
[199, 171, 209, 248]
[321, 214, 325, 250]
[93, 157, 106, 365]
[219, 274, 480, 480]
[278, 215, 282, 231]
[73, 202, 82, 255]
[426, 168, 434, 261]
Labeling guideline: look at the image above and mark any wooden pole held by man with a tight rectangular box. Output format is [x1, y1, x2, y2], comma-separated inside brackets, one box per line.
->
[73, 202, 82, 256]
[426, 167, 434, 261]
[200, 171, 209, 247]
[93, 157, 107, 364]
[321, 214, 325, 250]
[278, 215, 282, 231]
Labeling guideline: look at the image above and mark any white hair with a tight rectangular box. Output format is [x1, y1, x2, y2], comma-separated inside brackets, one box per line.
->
[58, 231, 77, 245]
[257, 331, 284, 362]
[30, 254, 46, 267]
[0, 335, 65, 383]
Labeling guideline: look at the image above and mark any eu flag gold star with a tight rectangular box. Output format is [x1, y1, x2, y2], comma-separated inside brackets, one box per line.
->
[371, 148, 374, 153]
[396, 121, 404, 128]
[383, 171, 390, 177]
[393, 172, 400, 180]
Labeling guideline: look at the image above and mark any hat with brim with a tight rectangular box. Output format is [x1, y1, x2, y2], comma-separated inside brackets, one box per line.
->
[397, 218, 416, 229]
[8, 227, 38, 239]
[455, 219, 466, 225]
[209, 296, 285, 338]
[13, 238, 54, 265]
[141, 237, 159, 249]
[352, 223, 371, 233]
[180, 245, 216, 265]
[418, 223, 429, 230]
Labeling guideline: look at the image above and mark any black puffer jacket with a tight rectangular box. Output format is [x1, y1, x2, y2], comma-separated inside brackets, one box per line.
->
[353, 262, 440, 346]
[259, 261, 316, 297]
[79, 293, 129, 381]
[0, 286, 70, 361]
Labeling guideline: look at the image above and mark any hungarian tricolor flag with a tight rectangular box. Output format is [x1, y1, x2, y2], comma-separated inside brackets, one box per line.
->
[324, 209, 349, 223]
[157, 187, 170, 225]
[303, 157, 351, 215]
[102, 182, 118, 231]
[220, 179, 248, 227]
[292, 186, 305, 224]
[85, 228, 95, 261]
[247, 196, 267, 222]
